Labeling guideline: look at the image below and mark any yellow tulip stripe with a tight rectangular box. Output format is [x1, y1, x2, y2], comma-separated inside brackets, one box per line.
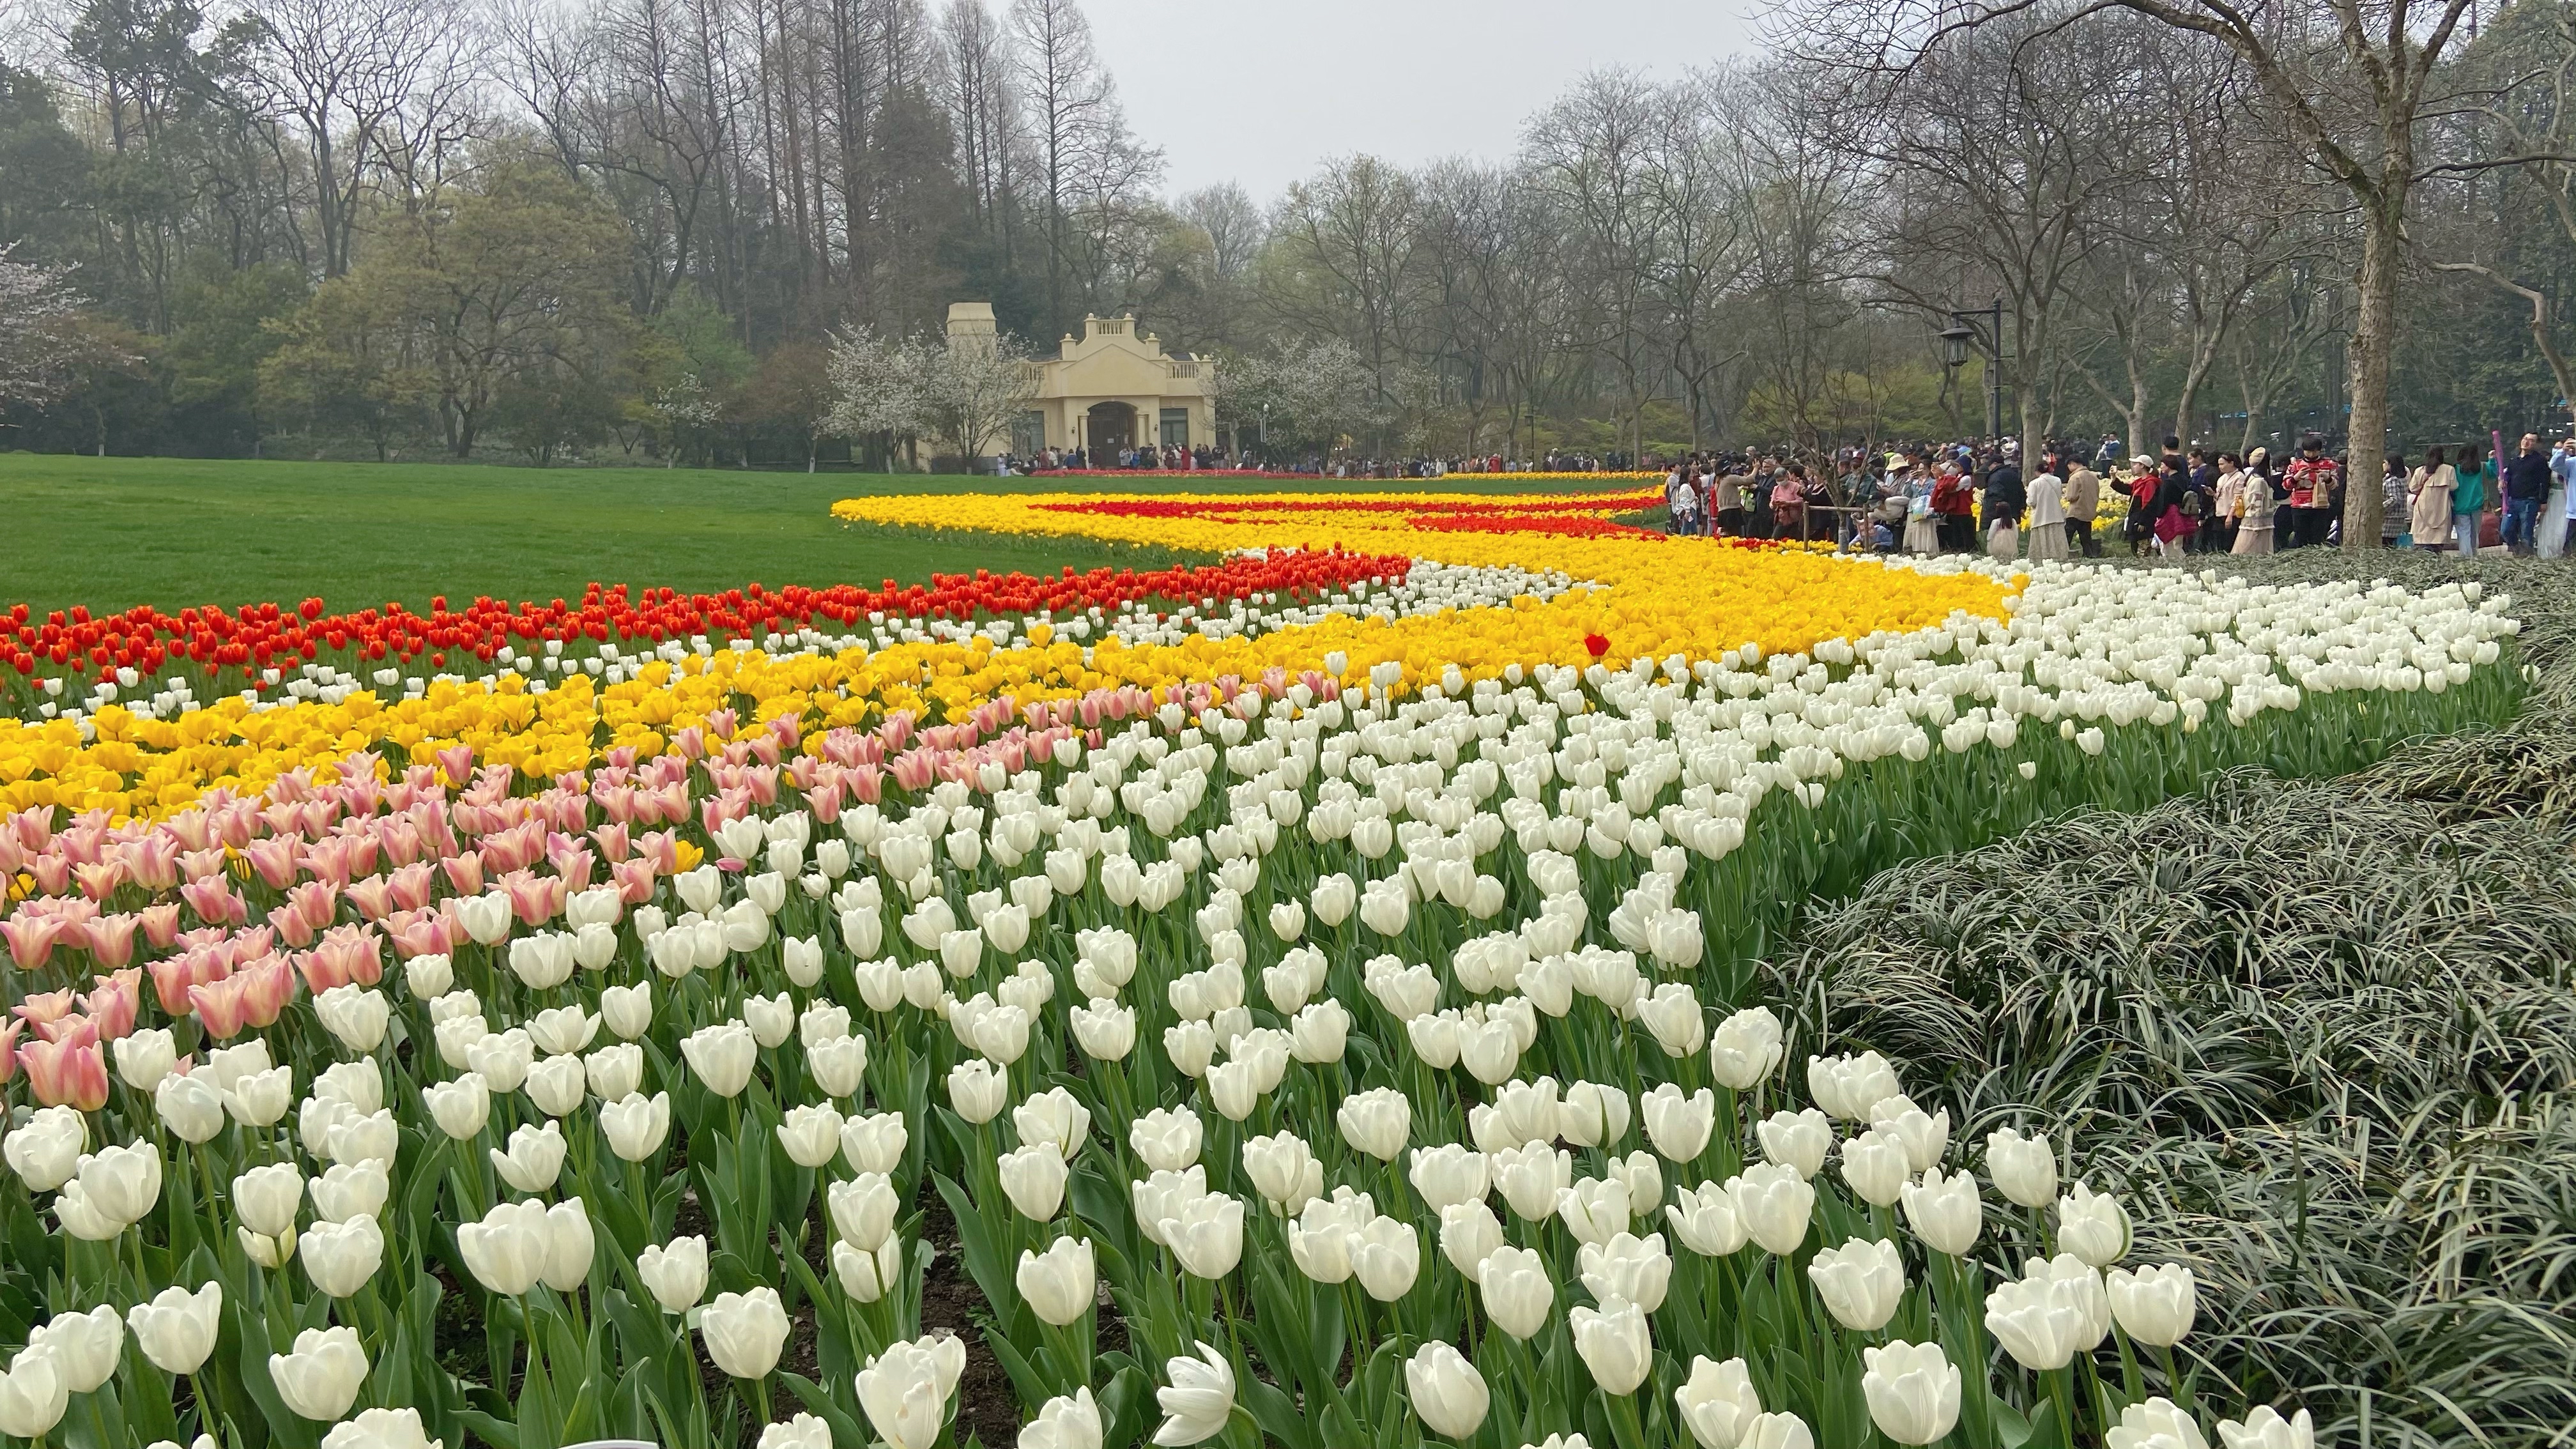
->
[2, 489, 2005, 823]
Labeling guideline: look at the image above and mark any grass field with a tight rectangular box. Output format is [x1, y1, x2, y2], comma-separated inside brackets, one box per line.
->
[0, 454, 1637, 618]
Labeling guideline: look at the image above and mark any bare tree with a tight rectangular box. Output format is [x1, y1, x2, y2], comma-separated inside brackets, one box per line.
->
[1526, 70, 1664, 461]
[1822, 4, 2134, 465]
[1783, 0, 2508, 547]
[248, 0, 445, 277]
[1007, 0, 1108, 335]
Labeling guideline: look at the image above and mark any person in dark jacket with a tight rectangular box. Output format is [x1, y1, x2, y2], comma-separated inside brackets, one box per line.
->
[2504, 431, 2552, 553]
[1983, 453, 2027, 561]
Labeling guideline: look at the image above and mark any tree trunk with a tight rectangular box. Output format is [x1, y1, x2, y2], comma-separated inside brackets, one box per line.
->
[2343, 199, 2400, 550]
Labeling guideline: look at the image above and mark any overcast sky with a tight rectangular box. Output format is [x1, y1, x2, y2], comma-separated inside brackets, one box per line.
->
[1080, 0, 1765, 201]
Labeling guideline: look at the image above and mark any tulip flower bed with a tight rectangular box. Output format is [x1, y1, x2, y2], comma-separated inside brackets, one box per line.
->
[0, 487, 2536, 1449]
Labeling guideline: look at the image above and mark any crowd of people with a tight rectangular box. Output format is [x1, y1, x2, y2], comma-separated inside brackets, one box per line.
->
[1004, 447, 1641, 477]
[1661, 432, 2576, 562]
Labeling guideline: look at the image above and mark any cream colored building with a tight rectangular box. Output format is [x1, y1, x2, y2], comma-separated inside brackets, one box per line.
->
[946, 302, 1215, 457]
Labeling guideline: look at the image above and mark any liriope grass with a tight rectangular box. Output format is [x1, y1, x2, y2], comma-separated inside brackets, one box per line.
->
[1769, 551, 2576, 1449]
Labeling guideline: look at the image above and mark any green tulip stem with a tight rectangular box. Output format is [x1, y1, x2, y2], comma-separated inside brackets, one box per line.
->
[2043, 1364, 2079, 1449]
[2159, 1343, 2193, 1414]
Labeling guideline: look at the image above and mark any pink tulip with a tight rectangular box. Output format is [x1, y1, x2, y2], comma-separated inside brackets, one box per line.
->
[20, 1032, 109, 1110]
[386, 910, 453, 960]
[137, 903, 182, 949]
[589, 822, 631, 864]
[1, 915, 65, 971]
[12, 990, 79, 1032]
[387, 861, 436, 912]
[498, 869, 562, 928]
[238, 953, 297, 1030]
[634, 831, 681, 875]
[180, 877, 248, 926]
[268, 902, 318, 949]
[74, 859, 127, 900]
[188, 974, 256, 1039]
[436, 743, 475, 788]
[0, 1019, 20, 1084]
[345, 875, 396, 922]
[84, 969, 142, 1040]
[147, 949, 224, 1015]
[301, 924, 383, 990]
[441, 852, 484, 898]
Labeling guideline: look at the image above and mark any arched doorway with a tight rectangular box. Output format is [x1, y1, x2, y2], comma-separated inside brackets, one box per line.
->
[1085, 401, 1137, 457]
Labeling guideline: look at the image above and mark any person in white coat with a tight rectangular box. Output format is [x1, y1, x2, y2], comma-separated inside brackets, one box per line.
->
[2544, 439, 2575, 559]
[2025, 463, 2069, 562]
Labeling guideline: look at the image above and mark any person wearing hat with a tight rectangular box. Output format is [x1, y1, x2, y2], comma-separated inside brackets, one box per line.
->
[2122, 454, 2159, 553]
[2282, 434, 2338, 548]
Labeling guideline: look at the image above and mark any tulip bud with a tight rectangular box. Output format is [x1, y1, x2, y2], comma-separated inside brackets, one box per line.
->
[300, 1212, 386, 1298]
[855, 1335, 968, 1449]
[600, 1091, 671, 1161]
[1404, 1341, 1490, 1439]
[1733, 1163, 1815, 1256]
[458, 1199, 551, 1296]
[700, 1287, 791, 1379]
[638, 1236, 710, 1314]
[601, 982, 654, 1040]
[680, 1021, 758, 1098]
[27, 1305, 122, 1393]
[948, 1058, 1009, 1124]
[1756, 1108, 1832, 1179]
[1667, 1179, 1749, 1257]
[422, 1073, 491, 1140]
[1438, 1200, 1505, 1282]
[234, 1162, 305, 1237]
[1021, 1388, 1102, 1449]
[1807, 1236, 1905, 1331]
[1338, 1087, 1411, 1162]
[841, 1111, 908, 1176]
[1478, 1245, 1553, 1339]
[1675, 1356, 1764, 1449]
[1016, 1236, 1096, 1326]
[1641, 1084, 1715, 1164]
[1570, 1296, 1653, 1395]
[0, 1346, 67, 1442]
[2106, 1263, 2198, 1347]
[269, 1326, 370, 1422]
[2057, 1180, 2131, 1267]
[1162, 1192, 1245, 1280]
[2218, 1406, 2313, 1449]
[1900, 1167, 1982, 1257]
[1860, 1340, 1959, 1446]
[833, 1236, 906, 1303]
[125, 1281, 222, 1375]
[1837, 1130, 1909, 1208]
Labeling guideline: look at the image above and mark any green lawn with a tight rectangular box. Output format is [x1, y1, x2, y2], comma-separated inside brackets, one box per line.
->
[0, 454, 1644, 618]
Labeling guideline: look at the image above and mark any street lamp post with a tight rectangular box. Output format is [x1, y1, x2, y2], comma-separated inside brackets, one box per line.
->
[1937, 296, 2009, 443]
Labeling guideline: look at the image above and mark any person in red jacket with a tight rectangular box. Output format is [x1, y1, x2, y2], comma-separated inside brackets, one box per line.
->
[1931, 462, 1977, 553]
[2281, 434, 2339, 548]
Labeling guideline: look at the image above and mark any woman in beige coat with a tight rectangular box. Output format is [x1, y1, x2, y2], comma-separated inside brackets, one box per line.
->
[2408, 445, 2457, 548]
[2232, 454, 2278, 555]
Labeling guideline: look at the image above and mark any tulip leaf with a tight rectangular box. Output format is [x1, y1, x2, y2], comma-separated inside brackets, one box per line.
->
[1096, 1361, 1156, 1449]
[931, 1170, 1015, 1317]
[454, 1406, 525, 1449]
[1238, 1373, 1320, 1449]
[780, 1368, 868, 1448]
[975, 1314, 1057, 1409]
[1993, 1395, 2038, 1449]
